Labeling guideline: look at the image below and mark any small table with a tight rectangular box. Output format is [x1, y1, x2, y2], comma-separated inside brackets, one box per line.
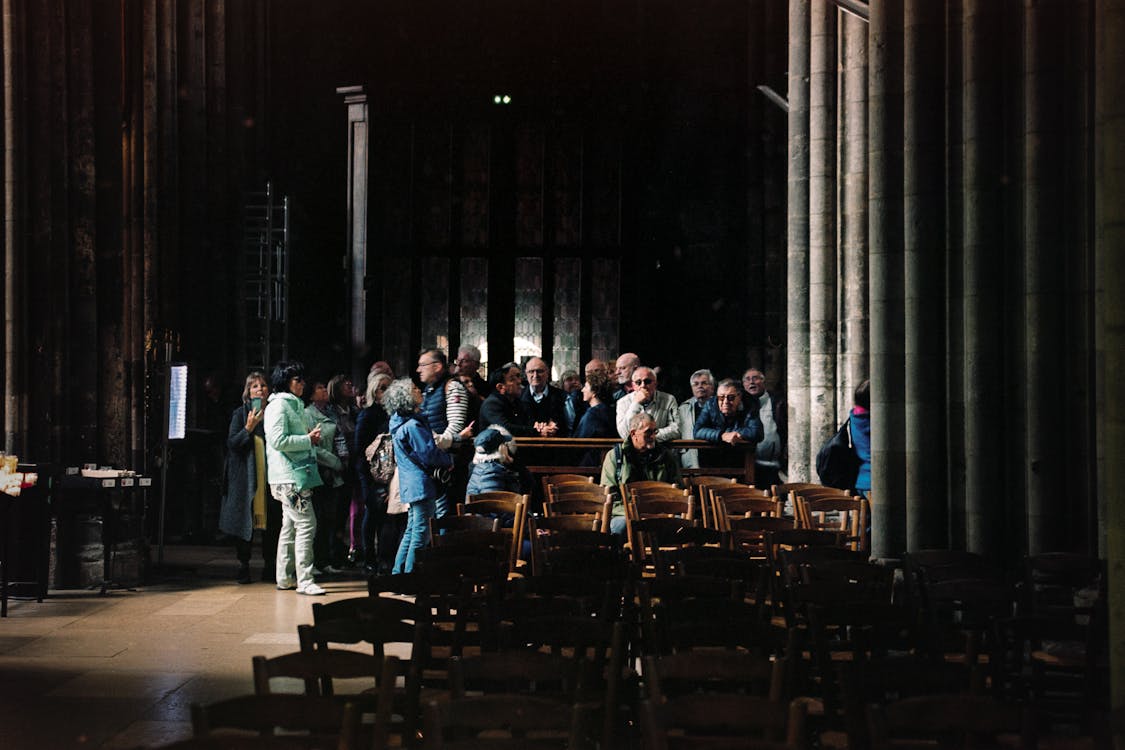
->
[57, 471, 152, 595]
[0, 463, 51, 616]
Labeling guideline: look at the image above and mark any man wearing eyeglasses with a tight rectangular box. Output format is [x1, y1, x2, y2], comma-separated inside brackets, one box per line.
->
[678, 369, 716, 470]
[452, 344, 491, 399]
[742, 367, 786, 488]
[600, 412, 682, 535]
[416, 348, 470, 516]
[520, 356, 568, 437]
[615, 365, 682, 444]
[694, 378, 763, 470]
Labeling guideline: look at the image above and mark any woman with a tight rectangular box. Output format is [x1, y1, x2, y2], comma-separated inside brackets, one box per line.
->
[383, 377, 453, 574]
[219, 371, 280, 583]
[327, 374, 361, 565]
[572, 368, 617, 465]
[304, 380, 345, 574]
[354, 371, 393, 574]
[851, 379, 871, 496]
[264, 360, 327, 596]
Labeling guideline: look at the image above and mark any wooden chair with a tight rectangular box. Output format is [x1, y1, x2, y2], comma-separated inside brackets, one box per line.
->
[421, 694, 591, 750]
[429, 514, 499, 537]
[642, 651, 787, 702]
[794, 493, 870, 553]
[540, 472, 594, 502]
[302, 595, 419, 662]
[253, 647, 399, 698]
[683, 475, 736, 528]
[545, 481, 608, 504]
[712, 487, 784, 532]
[727, 514, 797, 558]
[189, 694, 355, 748]
[866, 694, 1035, 750]
[457, 495, 528, 575]
[542, 495, 610, 533]
[627, 518, 723, 576]
[528, 516, 625, 578]
[638, 694, 811, 750]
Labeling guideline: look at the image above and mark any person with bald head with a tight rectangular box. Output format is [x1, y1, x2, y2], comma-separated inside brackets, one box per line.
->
[613, 352, 640, 401]
[520, 356, 568, 437]
[615, 365, 681, 444]
[565, 358, 608, 431]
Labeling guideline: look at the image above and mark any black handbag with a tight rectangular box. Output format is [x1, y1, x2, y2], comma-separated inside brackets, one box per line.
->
[815, 417, 861, 490]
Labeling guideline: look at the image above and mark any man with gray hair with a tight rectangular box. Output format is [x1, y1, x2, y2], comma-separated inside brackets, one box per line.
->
[600, 412, 682, 535]
[615, 365, 681, 444]
[453, 344, 491, 399]
[678, 368, 715, 469]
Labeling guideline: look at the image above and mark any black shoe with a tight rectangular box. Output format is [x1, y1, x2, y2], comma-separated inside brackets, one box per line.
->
[236, 564, 251, 584]
[363, 563, 379, 576]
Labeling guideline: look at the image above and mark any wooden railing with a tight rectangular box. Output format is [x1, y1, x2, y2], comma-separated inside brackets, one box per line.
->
[508, 437, 756, 485]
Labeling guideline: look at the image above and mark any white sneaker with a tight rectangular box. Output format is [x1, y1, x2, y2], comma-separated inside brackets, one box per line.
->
[296, 583, 326, 596]
[276, 580, 296, 591]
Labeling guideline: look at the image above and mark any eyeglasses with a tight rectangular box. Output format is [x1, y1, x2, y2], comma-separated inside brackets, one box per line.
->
[454, 358, 477, 365]
[717, 394, 740, 402]
[417, 361, 440, 368]
[526, 368, 547, 375]
[745, 375, 764, 382]
[633, 378, 654, 386]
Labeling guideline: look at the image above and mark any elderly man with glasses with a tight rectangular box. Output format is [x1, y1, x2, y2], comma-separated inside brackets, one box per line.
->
[694, 377, 763, 470]
[614, 365, 682, 444]
[742, 367, 786, 488]
[520, 356, 568, 437]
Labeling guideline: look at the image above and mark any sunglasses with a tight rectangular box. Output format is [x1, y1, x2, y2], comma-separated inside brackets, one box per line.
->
[633, 378, 654, 386]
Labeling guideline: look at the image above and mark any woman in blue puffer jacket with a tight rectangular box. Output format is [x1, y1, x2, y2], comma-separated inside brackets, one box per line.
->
[382, 377, 453, 574]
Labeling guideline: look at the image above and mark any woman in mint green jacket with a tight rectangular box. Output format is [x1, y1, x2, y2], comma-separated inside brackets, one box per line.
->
[264, 360, 327, 596]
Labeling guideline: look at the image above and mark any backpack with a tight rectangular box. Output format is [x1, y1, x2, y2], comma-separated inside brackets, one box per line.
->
[815, 417, 861, 490]
[365, 433, 396, 484]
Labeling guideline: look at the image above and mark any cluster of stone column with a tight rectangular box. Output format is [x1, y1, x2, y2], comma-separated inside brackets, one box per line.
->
[785, 0, 1103, 562]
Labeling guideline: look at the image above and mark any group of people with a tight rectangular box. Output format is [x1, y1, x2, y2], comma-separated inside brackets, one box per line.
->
[218, 344, 863, 593]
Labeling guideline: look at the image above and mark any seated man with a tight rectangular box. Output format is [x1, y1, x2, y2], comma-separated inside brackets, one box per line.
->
[615, 365, 682, 444]
[678, 368, 715, 470]
[477, 362, 539, 437]
[600, 412, 682, 536]
[693, 378, 763, 470]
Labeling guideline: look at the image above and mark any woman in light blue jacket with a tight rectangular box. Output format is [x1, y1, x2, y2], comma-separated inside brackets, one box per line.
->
[383, 377, 453, 574]
[264, 360, 327, 596]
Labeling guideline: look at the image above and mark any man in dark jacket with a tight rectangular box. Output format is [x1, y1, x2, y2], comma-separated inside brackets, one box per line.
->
[478, 362, 539, 437]
[694, 378, 763, 470]
[520, 356, 569, 437]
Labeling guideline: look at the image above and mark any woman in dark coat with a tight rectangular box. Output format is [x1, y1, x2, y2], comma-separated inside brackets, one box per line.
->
[572, 368, 617, 465]
[354, 371, 393, 574]
[219, 371, 280, 583]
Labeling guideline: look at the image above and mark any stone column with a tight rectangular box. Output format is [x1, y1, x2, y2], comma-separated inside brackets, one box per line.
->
[2, 0, 25, 454]
[337, 85, 369, 385]
[808, 0, 838, 461]
[903, 0, 948, 551]
[1024, 0, 1068, 554]
[1095, 0, 1125, 711]
[868, 0, 906, 557]
[962, 0, 1005, 554]
[787, 0, 811, 481]
[839, 9, 868, 411]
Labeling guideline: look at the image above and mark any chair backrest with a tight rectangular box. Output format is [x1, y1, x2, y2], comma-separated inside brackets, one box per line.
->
[867, 694, 1035, 750]
[457, 496, 528, 574]
[541, 472, 595, 501]
[429, 514, 499, 536]
[304, 596, 420, 662]
[713, 490, 784, 532]
[189, 693, 353, 743]
[643, 651, 786, 702]
[529, 516, 622, 577]
[638, 694, 810, 750]
[683, 475, 736, 528]
[253, 647, 391, 692]
[795, 494, 870, 552]
[542, 496, 611, 532]
[421, 694, 589, 749]
[546, 482, 608, 503]
[627, 494, 695, 522]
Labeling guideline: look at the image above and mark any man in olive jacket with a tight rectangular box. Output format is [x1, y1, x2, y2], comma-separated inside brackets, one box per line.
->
[600, 412, 682, 536]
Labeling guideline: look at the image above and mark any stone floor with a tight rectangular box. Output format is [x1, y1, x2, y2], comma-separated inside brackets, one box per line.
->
[0, 544, 378, 749]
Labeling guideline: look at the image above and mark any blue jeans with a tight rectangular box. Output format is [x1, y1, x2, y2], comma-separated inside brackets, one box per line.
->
[393, 497, 436, 574]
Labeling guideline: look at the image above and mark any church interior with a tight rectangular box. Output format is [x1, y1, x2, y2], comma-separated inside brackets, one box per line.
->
[1, 0, 1124, 747]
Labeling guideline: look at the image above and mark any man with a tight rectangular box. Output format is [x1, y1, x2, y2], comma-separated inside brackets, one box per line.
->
[613, 352, 640, 401]
[678, 369, 715, 470]
[615, 365, 682, 444]
[694, 378, 763, 470]
[452, 344, 491, 399]
[742, 367, 786, 489]
[520, 356, 568, 437]
[416, 348, 470, 517]
[600, 412, 682, 535]
[478, 362, 540, 437]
